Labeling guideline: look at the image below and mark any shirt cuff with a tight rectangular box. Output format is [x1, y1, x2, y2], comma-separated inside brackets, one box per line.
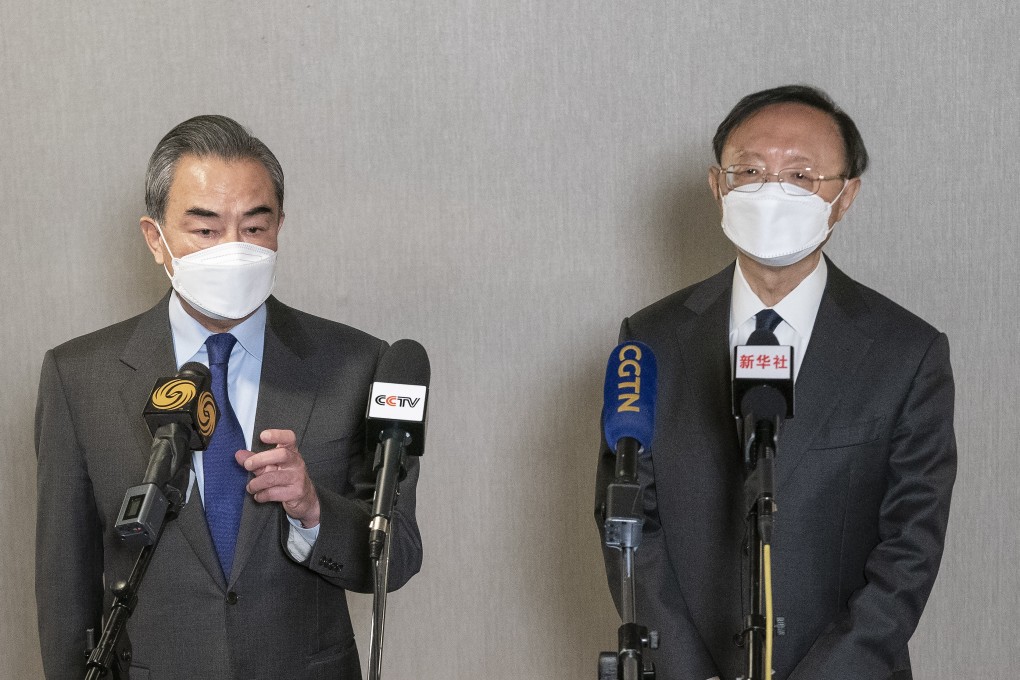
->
[285, 515, 320, 562]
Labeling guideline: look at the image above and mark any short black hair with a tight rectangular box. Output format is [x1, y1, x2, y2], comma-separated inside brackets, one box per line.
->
[712, 85, 869, 178]
[145, 115, 284, 224]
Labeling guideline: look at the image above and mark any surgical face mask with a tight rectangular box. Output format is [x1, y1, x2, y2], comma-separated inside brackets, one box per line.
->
[720, 182, 845, 267]
[156, 224, 277, 320]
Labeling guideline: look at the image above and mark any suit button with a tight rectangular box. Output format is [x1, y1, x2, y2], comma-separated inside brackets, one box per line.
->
[226, 591, 238, 605]
[318, 556, 342, 572]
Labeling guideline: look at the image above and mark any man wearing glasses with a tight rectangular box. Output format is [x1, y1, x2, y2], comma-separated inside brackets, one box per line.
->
[596, 85, 956, 680]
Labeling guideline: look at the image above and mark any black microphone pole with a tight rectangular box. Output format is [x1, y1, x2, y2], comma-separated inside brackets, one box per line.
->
[732, 343, 793, 680]
[365, 340, 430, 680]
[598, 341, 658, 680]
[84, 364, 216, 680]
[602, 435, 655, 680]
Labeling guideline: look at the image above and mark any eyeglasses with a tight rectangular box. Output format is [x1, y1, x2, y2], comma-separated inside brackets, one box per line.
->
[720, 164, 846, 196]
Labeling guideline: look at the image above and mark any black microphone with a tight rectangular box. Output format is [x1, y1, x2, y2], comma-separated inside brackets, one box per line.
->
[732, 343, 793, 544]
[115, 362, 217, 544]
[732, 343, 795, 437]
[365, 340, 430, 560]
[601, 341, 657, 551]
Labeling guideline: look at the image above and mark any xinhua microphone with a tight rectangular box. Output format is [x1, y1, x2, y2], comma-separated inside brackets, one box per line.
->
[115, 362, 218, 544]
[733, 341, 794, 544]
[732, 343, 794, 426]
[366, 339, 430, 560]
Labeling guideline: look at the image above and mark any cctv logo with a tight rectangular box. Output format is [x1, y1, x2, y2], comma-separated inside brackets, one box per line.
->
[368, 381, 428, 422]
[374, 394, 422, 408]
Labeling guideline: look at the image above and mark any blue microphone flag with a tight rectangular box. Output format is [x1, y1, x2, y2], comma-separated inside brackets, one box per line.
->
[602, 341, 657, 452]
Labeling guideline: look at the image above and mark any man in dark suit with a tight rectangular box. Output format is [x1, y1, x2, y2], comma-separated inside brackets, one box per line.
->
[596, 86, 956, 680]
[36, 115, 422, 679]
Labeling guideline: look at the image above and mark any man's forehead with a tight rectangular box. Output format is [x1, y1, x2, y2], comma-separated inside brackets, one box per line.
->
[722, 103, 844, 165]
[169, 153, 271, 181]
[167, 154, 279, 210]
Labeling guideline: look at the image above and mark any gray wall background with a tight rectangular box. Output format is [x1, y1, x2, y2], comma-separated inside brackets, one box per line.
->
[1, 2, 1016, 678]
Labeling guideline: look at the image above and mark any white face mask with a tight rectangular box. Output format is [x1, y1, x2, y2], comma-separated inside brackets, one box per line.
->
[720, 182, 845, 267]
[156, 224, 277, 320]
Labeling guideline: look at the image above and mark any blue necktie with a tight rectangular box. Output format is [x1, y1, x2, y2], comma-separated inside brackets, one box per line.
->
[203, 333, 249, 579]
[748, 309, 783, 346]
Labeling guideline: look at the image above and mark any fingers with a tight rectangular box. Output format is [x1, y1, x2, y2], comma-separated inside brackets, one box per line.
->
[231, 428, 321, 526]
[259, 428, 297, 448]
[236, 429, 298, 472]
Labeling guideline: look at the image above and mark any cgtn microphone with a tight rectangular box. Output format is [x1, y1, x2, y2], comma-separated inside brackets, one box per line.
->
[601, 341, 657, 551]
[602, 341, 657, 465]
[365, 339, 430, 560]
[115, 362, 217, 544]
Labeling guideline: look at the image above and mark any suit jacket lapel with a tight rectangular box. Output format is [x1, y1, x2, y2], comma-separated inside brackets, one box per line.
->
[775, 260, 873, 487]
[678, 268, 738, 453]
[670, 268, 745, 563]
[118, 293, 227, 588]
[229, 297, 318, 583]
[119, 293, 178, 460]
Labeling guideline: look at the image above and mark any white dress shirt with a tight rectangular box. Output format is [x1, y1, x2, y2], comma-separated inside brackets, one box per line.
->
[728, 256, 828, 382]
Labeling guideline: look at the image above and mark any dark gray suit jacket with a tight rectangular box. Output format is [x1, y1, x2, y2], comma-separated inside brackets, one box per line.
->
[36, 294, 423, 680]
[596, 258, 956, 680]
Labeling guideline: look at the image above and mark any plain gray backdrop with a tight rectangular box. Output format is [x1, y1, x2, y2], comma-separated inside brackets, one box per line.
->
[2, 2, 1016, 678]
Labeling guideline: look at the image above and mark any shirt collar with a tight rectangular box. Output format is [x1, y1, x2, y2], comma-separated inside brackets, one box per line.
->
[730, 256, 828, 337]
[168, 293, 267, 367]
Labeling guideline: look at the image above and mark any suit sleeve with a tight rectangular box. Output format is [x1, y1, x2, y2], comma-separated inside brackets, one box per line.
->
[594, 319, 720, 680]
[291, 339, 423, 594]
[35, 350, 104, 678]
[790, 332, 957, 679]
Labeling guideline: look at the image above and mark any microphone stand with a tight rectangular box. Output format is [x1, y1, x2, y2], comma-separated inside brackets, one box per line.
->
[737, 417, 777, 680]
[598, 439, 656, 680]
[367, 432, 408, 680]
[85, 424, 192, 680]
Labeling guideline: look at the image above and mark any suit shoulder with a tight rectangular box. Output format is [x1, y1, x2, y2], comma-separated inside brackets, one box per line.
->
[625, 266, 732, 338]
[266, 299, 386, 360]
[859, 283, 939, 333]
[834, 269, 946, 349]
[47, 309, 154, 365]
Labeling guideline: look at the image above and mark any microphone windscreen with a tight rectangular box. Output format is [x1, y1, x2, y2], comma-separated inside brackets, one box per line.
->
[178, 361, 212, 383]
[602, 341, 657, 452]
[366, 339, 430, 457]
[143, 362, 217, 450]
[374, 339, 431, 387]
[732, 345, 794, 419]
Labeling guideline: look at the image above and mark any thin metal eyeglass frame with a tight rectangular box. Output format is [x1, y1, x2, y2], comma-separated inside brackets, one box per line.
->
[720, 165, 846, 196]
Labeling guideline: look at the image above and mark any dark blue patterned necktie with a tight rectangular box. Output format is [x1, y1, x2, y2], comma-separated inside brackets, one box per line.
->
[203, 333, 248, 579]
[748, 309, 783, 346]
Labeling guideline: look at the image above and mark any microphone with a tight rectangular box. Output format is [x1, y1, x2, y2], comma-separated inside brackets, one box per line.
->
[142, 362, 217, 450]
[732, 343, 793, 545]
[115, 362, 217, 544]
[732, 344, 794, 434]
[601, 341, 657, 551]
[365, 339, 430, 560]
[602, 341, 657, 469]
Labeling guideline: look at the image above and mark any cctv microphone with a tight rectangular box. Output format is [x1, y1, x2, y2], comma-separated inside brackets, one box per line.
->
[115, 362, 218, 544]
[366, 339, 430, 560]
[601, 341, 657, 552]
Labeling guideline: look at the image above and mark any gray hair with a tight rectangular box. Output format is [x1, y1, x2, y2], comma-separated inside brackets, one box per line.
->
[144, 115, 284, 224]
